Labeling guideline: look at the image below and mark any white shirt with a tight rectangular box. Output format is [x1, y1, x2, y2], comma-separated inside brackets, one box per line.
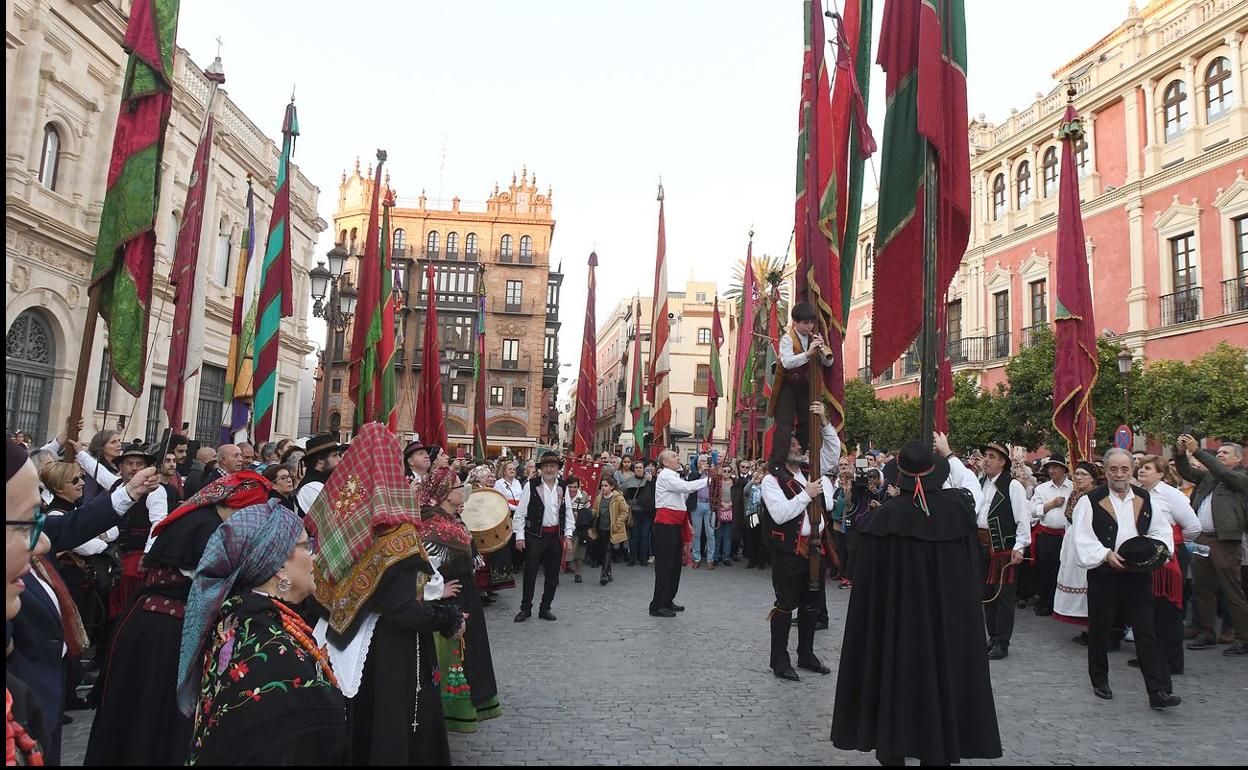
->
[978, 474, 1031, 551]
[655, 467, 708, 511]
[779, 331, 834, 370]
[297, 481, 325, 518]
[513, 477, 575, 542]
[1030, 478, 1075, 530]
[1071, 487, 1173, 569]
[1148, 481, 1201, 542]
[1196, 493, 1215, 535]
[73, 527, 119, 556]
[141, 485, 169, 553]
[76, 450, 119, 491]
[762, 468, 825, 537]
[945, 456, 985, 511]
[494, 477, 525, 512]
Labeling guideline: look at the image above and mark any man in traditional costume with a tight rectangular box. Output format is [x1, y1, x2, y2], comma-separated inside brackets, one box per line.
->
[765, 301, 834, 469]
[310, 424, 465, 765]
[831, 434, 1002, 766]
[759, 402, 839, 680]
[1028, 456, 1072, 616]
[977, 441, 1030, 660]
[295, 433, 346, 517]
[513, 452, 575, 622]
[648, 449, 709, 617]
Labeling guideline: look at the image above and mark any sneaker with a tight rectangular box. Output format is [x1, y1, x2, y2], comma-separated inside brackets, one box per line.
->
[1218, 629, 1235, 645]
[1124, 627, 1135, 643]
[1187, 636, 1217, 650]
[1183, 625, 1201, 640]
[648, 556, 655, 564]
[1223, 643, 1248, 656]
[839, 578, 852, 589]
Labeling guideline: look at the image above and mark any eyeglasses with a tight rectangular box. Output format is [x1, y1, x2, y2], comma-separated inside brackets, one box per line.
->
[299, 536, 318, 556]
[73, 475, 86, 484]
[6, 509, 47, 551]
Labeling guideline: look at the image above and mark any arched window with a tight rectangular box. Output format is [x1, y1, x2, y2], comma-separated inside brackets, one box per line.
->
[862, 241, 874, 281]
[392, 228, 406, 253]
[338, 229, 347, 246]
[426, 230, 439, 256]
[466, 233, 479, 257]
[1205, 57, 1233, 122]
[446, 232, 459, 258]
[6, 310, 56, 444]
[348, 227, 358, 254]
[1041, 147, 1058, 197]
[1163, 79, 1188, 140]
[519, 235, 533, 261]
[500, 234, 513, 260]
[992, 174, 1006, 220]
[1074, 136, 1089, 177]
[1016, 161, 1032, 207]
[214, 217, 233, 286]
[38, 124, 61, 190]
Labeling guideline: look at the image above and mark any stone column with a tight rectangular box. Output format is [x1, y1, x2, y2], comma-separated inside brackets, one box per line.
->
[1227, 32, 1244, 102]
[7, 4, 47, 189]
[1141, 79, 1156, 148]
[1124, 197, 1148, 333]
[1123, 88, 1141, 183]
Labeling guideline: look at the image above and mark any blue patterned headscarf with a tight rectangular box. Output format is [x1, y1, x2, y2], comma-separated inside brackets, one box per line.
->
[176, 499, 305, 716]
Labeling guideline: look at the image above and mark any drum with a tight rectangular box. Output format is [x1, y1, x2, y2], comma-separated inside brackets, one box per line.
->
[462, 488, 513, 554]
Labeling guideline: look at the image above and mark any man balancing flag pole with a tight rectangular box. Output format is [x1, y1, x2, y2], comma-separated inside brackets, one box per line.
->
[347, 150, 392, 428]
[164, 55, 224, 437]
[647, 186, 672, 459]
[1051, 87, 1099, 464]
[69, 0, 182, 438]
[572, 252, 599, 457]
[868, 0, 971, 442]
[252, 96, 299, 443]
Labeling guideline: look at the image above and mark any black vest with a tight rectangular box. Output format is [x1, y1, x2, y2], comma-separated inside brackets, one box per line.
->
[764, 468, 806, 555]
[524, 480, 567, 537]
[115, 482, 180, 554]
[982, 473, 1019, 551]
[1086, 484, 1153, 552]
[296, 468, 331, 517]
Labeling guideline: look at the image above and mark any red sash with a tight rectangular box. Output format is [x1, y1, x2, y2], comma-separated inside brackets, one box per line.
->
[1151, 523, 1184, 611]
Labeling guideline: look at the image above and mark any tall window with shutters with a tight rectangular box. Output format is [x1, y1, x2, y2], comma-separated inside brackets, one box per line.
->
[145, 386, 165, 445]
[195, 364, 227, 444]
[1042, 147, 1058, 197]
[97, 347, 113, 412]
[694, 364, 710, 395]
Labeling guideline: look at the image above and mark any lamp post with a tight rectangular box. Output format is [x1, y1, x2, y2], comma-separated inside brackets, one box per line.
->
[1116, 348, 1133, 429]
[310, 244, 357, 434]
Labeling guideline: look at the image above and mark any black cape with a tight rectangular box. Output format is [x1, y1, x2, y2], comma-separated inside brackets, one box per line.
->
[830, 487, 1003, 764]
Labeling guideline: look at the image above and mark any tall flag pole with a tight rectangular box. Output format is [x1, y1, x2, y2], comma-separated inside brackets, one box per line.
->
[647, 185, 672, 459]
[794, 0, 847, 434]
[870, 0, 970, 441]
[70, 0, 181, 439]
[761, 285, 782, 459]
[472, 265, 488, 459]
[164, 56, 223, 436]
[222, 177, 258, 444]
[572, 252, 600, 457]
[728, 236, 758, 456]
[413, 263, 448, 450]
[1052, 88, 1099, 463]
[252, 96, 299, 443]
[628, 295, 647, 457]
[348, 150, 387, 427]
[375, 187, 399, 430]
[705, 295, 725, 449]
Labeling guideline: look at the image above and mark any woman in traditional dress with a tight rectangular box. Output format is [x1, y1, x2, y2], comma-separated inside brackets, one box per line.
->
[468, 464, 514, 600]
[84, 471, 272, 766]
[1053, 462, 1100, 633]
[179, 501, 347, 765]
[309, 424, 465, 766]
[418, 467, 503, 732]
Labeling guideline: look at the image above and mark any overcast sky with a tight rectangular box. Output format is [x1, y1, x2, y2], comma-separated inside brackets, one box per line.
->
[177, 0, 1131, 396]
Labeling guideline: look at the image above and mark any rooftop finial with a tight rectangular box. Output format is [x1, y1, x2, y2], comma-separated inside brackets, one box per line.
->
[657, 176, 665, 202]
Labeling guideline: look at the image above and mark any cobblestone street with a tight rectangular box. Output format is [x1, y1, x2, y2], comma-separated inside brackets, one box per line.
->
[62, 556, 1248, 765]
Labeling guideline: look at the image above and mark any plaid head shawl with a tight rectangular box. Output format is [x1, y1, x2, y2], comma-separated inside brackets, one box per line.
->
[176, 500, 304, 716]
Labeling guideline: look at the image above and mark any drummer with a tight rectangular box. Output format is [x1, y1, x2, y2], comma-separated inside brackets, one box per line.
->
[468, 465, 515, 600]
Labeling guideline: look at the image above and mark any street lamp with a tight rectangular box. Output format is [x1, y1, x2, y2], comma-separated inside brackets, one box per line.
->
[311, 244, 355, 434]
[1117, 348, 1133, 429]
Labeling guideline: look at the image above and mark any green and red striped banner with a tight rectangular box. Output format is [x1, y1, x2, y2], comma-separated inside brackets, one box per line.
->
[252, 100, 298, 442]
[91, 0, 180, 396]
[376, 188, 398, 430]
[349, 151, 387, 428]
[629, 297, 647, 457]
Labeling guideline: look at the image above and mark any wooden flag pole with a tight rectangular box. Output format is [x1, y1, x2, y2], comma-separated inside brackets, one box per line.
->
[918, 144, 940, 443]
[64, 288, 103, 453]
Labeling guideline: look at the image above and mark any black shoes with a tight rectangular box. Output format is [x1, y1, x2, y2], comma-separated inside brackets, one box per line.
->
[1072, 633, 1088, 646]
[816, 619, 830, 631]
[1187, 636, 1217, 650]
[774, 667, 801, 682]
[1148, 691, 1181, 709]
[538, 610, 557, 621]
[797, 656, 831, 675]
[514, 610, 531, 623]
[1034, 606, 1053, 617]
[988, 643, 1009, 660]
[600, 577, 609, 586]
[1223, 643, 1248, 656]
[649, 607, 677, 618]
[574, 574, 583, 583]
[668, 603, 685, 612]
[1092, 684, 1113, 700]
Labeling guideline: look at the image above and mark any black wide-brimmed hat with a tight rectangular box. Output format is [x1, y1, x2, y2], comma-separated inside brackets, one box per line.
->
[403, 439, 441, 463]
[117, 441, 156, 466]
[895, 441, 951, 493]
[1042, 455, 1069, 472]
[304, 433, 347, 463]
[538, 451, 564, 468]
[1118, 536, 1170, 573]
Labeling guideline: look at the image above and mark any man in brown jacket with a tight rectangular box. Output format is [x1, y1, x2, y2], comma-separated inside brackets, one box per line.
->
[1175, 435, 1248, 656]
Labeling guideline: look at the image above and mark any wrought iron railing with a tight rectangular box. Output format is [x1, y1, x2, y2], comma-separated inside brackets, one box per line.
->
[1222, 277, 1248, 315]
[1160, 287, 1201, 326]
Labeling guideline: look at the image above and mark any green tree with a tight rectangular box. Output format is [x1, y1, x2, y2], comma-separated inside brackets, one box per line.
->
[871, 395, 921, 452]
[947, 374, 1009, 452]
[1135, 342, 1248, 443]
[841, 378, 879, 452]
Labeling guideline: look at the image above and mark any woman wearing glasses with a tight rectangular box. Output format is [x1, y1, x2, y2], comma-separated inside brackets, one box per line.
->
[262, 463, 298, 511]
[7, 438, 52, 766]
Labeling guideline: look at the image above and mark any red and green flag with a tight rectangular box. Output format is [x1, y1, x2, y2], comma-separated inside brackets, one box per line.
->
[1052, 103, 1099, 463]
[728, 240, 759, 456]
[572, 252, 599, 457]
[629, 296, 647, 457]
[91, 0, 180, 396]
[375, 189, 398, 430]
[252, 99, 299, 442]
[704, 295, 725, 445]
[761, 285, 782, 460]
[413, 263, 448, 450]
[164, 59, 222, 435]
[349, 151, 388, 427]
[647, 187, 672, 459]
[869, 0, 970, 376]
[473, 269, 488, 459]
[221, 177, 257, 445]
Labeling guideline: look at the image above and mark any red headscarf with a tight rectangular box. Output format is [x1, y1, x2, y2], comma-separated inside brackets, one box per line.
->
[150, 470, 271, 537]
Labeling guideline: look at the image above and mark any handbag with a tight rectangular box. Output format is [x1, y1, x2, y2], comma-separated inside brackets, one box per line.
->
[717, 507, 734, 524]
